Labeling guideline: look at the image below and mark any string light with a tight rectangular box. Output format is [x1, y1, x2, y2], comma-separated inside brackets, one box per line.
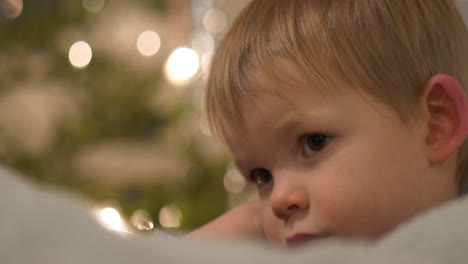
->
[201, 51, 213, 78]
[130, 210, 154, 231]
[191, 31, 214, 55]
[2, 0, 23, 19]
[97, 207, 125, 232]
[224, 169, 246, 194]
[82, 0, 105, 13]
[159, 204, 182, 228]
[203, 8, 227, 34]
[165, 47, 200, 86]
[136, 30, 161, 57]
[68, 41, 92, 68]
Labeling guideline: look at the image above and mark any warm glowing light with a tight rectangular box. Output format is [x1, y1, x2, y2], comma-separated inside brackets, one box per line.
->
[98, 207, 124, 231]
[201, 51, 213, 76]
[130, 210, 154, 231]
[165, 47, 200, 86]
[2, 0, 23, 19]
[191, 31, 214, 55]
[82, 0, 105, 13]
[224, 169, 246, 194]
[136, 30, 161, 57]
[69, 41, 92, 68]
[203, 8, 227, 34]
[159, 204, 182, 228]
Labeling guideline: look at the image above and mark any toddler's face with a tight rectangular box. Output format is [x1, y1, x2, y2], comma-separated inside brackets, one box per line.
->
[225, 66, 457, 246]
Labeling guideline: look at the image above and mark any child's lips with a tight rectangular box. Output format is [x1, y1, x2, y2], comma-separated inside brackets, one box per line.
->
[286, 233, 332, 247]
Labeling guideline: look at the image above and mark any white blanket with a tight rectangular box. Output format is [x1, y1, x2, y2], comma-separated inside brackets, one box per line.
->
[1, 166, 467, 264]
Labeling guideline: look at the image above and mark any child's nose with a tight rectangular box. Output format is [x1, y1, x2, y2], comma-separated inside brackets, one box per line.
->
[270, 179, 309, 219]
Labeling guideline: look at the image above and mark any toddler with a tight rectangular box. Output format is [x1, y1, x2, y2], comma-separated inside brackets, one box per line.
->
[189, 0, 468, 246]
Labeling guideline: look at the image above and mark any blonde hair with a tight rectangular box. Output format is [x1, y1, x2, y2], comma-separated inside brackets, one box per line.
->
[205, 0, 468, 187]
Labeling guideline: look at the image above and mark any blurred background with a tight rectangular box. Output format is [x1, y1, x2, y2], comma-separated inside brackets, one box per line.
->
[0, 0, 256, 235]
[2, 0, 468, 236]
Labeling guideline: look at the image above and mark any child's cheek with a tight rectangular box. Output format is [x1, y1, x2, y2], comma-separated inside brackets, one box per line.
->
[313, 187, 383, 238]
[308, 176, 372, 236]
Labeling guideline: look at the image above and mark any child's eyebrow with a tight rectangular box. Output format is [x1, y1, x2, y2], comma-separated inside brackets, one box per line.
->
[272, 112, 316, 138]
[276, 118, 303, 135]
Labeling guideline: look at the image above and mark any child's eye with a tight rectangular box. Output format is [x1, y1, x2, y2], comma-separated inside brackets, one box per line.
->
[303, 134, 331, 157]
[249, 168, 273, 187]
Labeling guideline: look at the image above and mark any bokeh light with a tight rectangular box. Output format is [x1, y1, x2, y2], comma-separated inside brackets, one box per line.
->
[2, 0, 23, 19]
[191, 31, 215, 55]
[165, 47, 200, 86]
[130, 209, 154, 231]
[203, 8, 227, 34]
[68, 41, 93, 68]
[97, 207, 125, 231]
[159, 204, 182, 228]
[1, 0, 244, 237]
[223, 169, 246, 194]
[136, 30, 161, 57]
[201, 51, 213, 77]
[82, 0, 105, 13]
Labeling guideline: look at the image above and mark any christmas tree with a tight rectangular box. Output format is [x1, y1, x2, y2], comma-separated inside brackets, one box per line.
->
[0, 0, 253, 234]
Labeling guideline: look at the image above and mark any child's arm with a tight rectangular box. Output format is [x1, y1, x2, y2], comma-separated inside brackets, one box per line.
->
[185, 200, 263, 239]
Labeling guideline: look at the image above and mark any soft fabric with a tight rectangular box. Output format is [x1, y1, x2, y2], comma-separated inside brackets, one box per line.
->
[1, 166, 467, 264]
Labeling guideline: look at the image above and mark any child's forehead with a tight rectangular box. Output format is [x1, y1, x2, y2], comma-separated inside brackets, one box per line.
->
[236, 63, 403, 129]
[243, 59, 353, 105]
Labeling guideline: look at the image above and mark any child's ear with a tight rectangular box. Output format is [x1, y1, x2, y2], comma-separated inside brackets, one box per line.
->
[422, 74, 468, 164]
